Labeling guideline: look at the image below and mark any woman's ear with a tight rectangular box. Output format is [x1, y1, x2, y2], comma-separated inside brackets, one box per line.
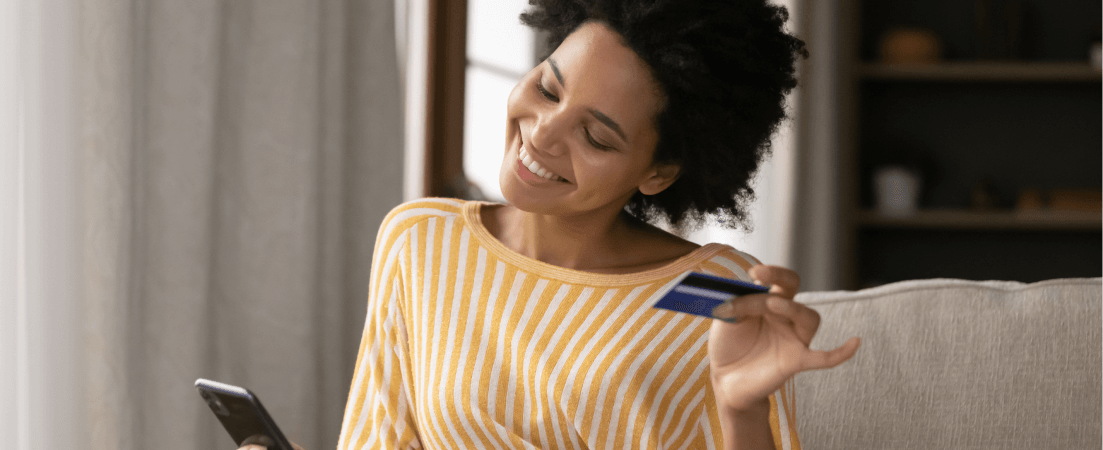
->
[639, 163, 681, 196]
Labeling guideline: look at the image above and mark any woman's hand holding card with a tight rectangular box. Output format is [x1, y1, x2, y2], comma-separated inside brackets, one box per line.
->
[707, 265, 861, 413]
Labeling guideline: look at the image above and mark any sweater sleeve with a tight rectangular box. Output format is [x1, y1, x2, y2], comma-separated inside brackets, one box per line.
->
[337, 206, 421, 449]
[698, 382, 800, 450]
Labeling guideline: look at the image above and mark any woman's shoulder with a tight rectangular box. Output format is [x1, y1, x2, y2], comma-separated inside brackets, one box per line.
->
[386, 197, 466, 216]
[376, 198, 467, 238]
[383, 197, 467, 222]
[696, 243, 762, 283]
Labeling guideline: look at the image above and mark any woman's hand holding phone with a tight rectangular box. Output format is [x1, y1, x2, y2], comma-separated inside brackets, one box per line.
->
[194, 378, 307, 450]
[238, 444, 305, 450]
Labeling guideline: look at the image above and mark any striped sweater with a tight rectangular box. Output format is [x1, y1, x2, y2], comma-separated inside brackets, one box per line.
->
[337, 199, 801, 449]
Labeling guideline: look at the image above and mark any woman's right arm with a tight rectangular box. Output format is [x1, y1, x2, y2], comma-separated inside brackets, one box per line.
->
[335, 206, 421, 449]
[335, 266, 420, 449]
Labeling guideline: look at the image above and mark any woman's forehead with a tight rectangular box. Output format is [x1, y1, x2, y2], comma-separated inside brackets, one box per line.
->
[549, 22, 664, 122]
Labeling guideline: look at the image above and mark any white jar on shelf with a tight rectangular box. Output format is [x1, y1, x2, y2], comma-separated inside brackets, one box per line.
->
[873, 166, 922, 217]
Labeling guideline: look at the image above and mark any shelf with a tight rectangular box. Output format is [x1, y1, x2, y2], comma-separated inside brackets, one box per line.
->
[858, 62, 1102, 82]
[856, 209, 1102, 231]
[842, 0, 1103, 289]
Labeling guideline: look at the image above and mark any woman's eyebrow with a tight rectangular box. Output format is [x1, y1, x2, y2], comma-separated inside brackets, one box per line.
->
[590, 109, 627, 142]
[547, 57, 626, 142]
[547, 57, 565, 87]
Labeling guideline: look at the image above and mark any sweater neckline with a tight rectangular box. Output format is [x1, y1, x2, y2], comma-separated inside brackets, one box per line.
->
[462, 201, 726, 286]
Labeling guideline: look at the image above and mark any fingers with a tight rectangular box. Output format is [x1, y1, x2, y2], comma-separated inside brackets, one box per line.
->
[712, 291, 824, 349]
[745, 265, 816, 344]
[749, 265, 801, 298]
[765, 297, 820, 345]
[711, 293, 770, 322]
[801, 337, 861, 371]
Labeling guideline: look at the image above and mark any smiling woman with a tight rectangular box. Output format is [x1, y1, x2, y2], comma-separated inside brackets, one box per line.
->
[321, 1, 861, 450]
[497, 23, 675, 230]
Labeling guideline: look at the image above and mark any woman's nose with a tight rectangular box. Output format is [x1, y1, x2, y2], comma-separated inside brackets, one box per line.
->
[529, 110, 567, 156]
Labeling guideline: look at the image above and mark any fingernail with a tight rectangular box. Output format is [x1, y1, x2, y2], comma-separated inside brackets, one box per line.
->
[712, 303, 740, 323]
[713, 302, 733, 315]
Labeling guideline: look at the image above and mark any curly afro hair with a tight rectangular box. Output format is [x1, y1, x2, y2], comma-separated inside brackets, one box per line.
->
[520, 0, 806, 230]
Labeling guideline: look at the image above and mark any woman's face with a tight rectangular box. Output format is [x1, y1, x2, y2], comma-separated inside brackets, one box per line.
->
[498, 21, 677, 220]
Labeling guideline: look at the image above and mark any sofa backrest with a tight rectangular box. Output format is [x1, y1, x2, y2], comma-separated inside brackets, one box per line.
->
[794, 278, 1102, 449]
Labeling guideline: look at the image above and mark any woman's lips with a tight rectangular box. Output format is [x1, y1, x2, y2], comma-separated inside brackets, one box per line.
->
[515, 159, 546, 183]
[517, 146, 567, 182]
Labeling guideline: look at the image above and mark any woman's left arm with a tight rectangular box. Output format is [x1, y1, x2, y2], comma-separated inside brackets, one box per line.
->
[709, 265, 861, 450]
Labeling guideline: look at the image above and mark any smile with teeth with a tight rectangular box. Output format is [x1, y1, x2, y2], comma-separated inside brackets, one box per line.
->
[519, 147, 565, 182]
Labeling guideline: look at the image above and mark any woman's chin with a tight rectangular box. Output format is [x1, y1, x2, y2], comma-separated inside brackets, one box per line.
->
[500, 176, 556, 215]
[498, 178, 536, 210]
[499, 161, 548, 208]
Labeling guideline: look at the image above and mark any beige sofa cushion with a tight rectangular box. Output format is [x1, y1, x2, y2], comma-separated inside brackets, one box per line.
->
[794, 278, 1102, 449]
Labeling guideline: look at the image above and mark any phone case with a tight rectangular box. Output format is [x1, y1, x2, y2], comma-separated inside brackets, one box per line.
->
[195, 378, 295, 450]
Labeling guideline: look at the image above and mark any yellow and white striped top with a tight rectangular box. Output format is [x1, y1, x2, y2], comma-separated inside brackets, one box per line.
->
[337, 199, 800, 449]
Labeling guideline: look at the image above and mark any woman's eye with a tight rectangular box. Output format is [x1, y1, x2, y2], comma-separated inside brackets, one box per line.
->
[585, 129, 614, 151]
[536, 83, 559, 102]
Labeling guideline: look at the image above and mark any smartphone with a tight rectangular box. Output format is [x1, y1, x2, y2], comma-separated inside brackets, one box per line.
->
[649, 271, 769, 321]
[195, 378, 295, 450]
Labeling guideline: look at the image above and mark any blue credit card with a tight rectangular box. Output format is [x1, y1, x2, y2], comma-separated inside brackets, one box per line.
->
[649, 272, 769, 319]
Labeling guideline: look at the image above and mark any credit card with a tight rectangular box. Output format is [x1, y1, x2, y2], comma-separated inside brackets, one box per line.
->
[649, 272, 769, 320]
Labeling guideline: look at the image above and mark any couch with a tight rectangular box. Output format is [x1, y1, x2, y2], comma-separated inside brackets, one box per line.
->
[793, 278, 1102, 449]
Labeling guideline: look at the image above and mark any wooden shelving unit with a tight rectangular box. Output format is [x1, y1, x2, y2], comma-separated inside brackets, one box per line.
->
[857, 62, 1102, 82]
[838, 0, 1102, 288]
[856, 209, 1101, 231]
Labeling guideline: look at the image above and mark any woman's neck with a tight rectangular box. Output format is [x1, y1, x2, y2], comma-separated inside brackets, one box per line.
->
[484, 203, 699, 274]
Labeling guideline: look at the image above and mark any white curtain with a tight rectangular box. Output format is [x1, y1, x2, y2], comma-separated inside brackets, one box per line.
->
[2, 1, 83, 449]
[78, 1, 404, 449]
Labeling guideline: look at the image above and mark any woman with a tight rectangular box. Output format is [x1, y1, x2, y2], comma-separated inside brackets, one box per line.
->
[249, 0, 859, 449]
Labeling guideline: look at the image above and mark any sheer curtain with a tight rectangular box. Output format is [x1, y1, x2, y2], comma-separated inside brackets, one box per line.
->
[7, 0, 404, 449]
[2, 1, 83, 449]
